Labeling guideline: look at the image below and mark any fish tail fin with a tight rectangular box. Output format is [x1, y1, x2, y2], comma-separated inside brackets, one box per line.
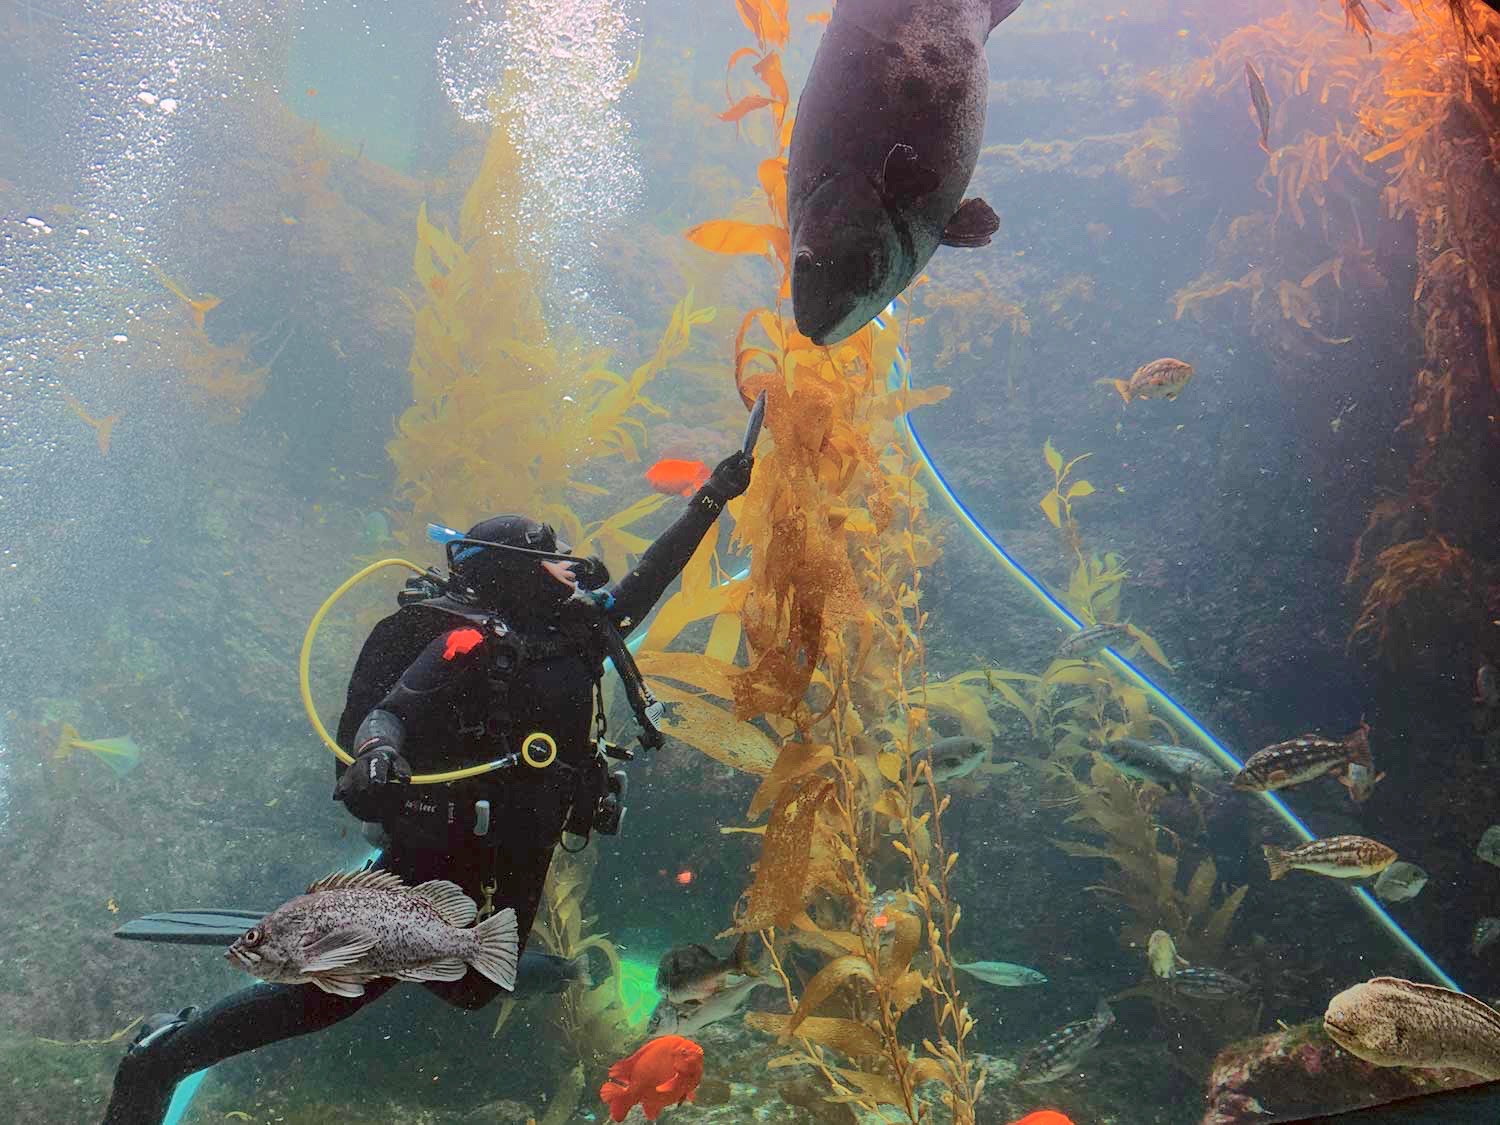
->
[468, 908, 518, 991]
[1262, 845, 1291, 881]
[1112, 379, 1132, 404]
[598, 1078, 631, 1122]
[1259, 137, 1270, 155]
[569, 952, 594, 989]
[731, 932, 759, 977]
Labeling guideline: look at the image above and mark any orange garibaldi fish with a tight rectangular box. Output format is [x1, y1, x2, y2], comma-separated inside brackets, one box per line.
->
[645, 458, 712, 498]
[599, 1034, 705, 1122]
[1009, 1111, 1077, 1125]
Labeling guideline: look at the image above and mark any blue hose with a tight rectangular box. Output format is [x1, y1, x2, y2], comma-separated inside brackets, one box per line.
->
[882, 329, 1457, 991]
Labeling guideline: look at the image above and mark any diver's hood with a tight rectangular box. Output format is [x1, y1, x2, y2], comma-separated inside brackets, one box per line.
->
[437, 515, 607, 617]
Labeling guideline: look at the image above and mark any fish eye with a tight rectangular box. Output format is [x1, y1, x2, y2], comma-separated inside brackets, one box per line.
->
[242, 927, 263, 948]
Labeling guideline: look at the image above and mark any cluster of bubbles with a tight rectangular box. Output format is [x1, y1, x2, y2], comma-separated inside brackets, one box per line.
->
[436, 0, 644, 325]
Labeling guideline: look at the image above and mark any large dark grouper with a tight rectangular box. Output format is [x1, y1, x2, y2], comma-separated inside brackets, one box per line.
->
[788, 0, 1023, 345]
[226, 869, 518, 997]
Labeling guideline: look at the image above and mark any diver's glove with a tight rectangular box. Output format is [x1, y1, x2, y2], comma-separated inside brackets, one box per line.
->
[333, 743, 412, 807]
[698, 451, 753, 508]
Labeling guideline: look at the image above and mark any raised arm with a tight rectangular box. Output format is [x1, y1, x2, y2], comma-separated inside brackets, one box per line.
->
[609, 451, 752, 632]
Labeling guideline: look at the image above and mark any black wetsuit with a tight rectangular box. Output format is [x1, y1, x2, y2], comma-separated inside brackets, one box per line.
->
[101, 489, 729, 1125]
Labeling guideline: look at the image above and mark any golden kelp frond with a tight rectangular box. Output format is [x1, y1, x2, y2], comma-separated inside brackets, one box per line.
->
[1172, 268, 1265, 322]
[527, 851, 634, 1082]
[127, 313, 284, 420]
[1065, 552, 1129, 627]
[392, 86, 705, 548]
[1115, 116, 1185, 215]
[1056, 758, 1248, 958]
[682, 5, 981, 1118]
[1038, 439, 1094, 570]
[919, 269, 1026, 372]
[1347, 534, 1476, 660]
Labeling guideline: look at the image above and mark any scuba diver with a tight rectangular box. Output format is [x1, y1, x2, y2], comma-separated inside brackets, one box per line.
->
[101, 449, 753, 1125]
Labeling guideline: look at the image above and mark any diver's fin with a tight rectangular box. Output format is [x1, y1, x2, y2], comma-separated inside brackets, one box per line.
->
[990, 0, 1024, 32]
[115, 909, 268, 945]
[940, 198, 1000, 248]
[300, 926, 378, 973]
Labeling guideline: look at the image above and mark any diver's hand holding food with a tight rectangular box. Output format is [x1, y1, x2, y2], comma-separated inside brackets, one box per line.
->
[331, 742, 411, 806]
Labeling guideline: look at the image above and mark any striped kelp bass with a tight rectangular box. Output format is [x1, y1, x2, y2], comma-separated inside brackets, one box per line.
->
[1233, 722, 1373, 793]
[226, 870, 518, 997]
[1262, 835, 1397, 882]
[1016, 999, 1114, 1084]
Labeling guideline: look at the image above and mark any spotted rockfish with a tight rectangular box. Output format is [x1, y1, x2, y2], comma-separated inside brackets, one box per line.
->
[225, 869, 518, 997]
[1016, 999, 1114, 1084]
[1233, 723, 1372, 793]
[1262, 835, 1397, 882]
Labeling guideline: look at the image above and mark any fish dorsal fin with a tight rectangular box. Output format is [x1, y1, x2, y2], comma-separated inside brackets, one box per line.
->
[411, 880, 478, 927]
[990, 0, 1024, 33]
[306, 869, 407, 895]
[880, 144, 940, 207]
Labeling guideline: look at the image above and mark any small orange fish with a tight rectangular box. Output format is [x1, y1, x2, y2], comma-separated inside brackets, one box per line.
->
[645, 459, 711, 498]
[1010, 1112, 1076, 1125]
[599, 1035, 704, 1122]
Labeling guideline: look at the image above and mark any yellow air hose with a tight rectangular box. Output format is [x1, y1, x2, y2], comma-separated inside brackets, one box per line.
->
[298, 557, 520, 784]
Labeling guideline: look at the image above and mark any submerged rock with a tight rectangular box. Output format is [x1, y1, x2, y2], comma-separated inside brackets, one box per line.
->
[1201, 1019, 1485, 1123]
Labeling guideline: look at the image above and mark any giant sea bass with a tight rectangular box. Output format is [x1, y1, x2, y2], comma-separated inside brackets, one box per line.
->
[787, 0, 1023, 345]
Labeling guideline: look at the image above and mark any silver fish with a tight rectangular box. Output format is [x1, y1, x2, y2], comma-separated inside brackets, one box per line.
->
[655, 932, 757, 1004]
[648, 975, 772, 1037]
[1473, 917, 1500, 957]
[1171, 966, 1251, 1001]
[917, 736, 991, 784]
[1325, 977, 1500, 1078]
[1477, 664, 1499, 708]
[1105, 739, 1225, 794]
[226, 869, 517, 997]
[954, 960, 1047, 987]
[1373, 861, 1428, 904]
[1057, 622, 1133, 660]
[1016, 999, 1114, 1084]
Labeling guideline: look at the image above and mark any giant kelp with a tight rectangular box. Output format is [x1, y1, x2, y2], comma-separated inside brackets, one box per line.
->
[1168, 5, 1389, 359]
[1341, 2, 1500, 660]
[629, 2, 992, 1119]
[389, 85, 715, 555]
[510, 850, 635, 1123]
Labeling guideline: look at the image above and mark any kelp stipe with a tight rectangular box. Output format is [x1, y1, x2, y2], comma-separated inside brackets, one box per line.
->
[505, 850, 634, 1125]
[661, 1, 987, 1119]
